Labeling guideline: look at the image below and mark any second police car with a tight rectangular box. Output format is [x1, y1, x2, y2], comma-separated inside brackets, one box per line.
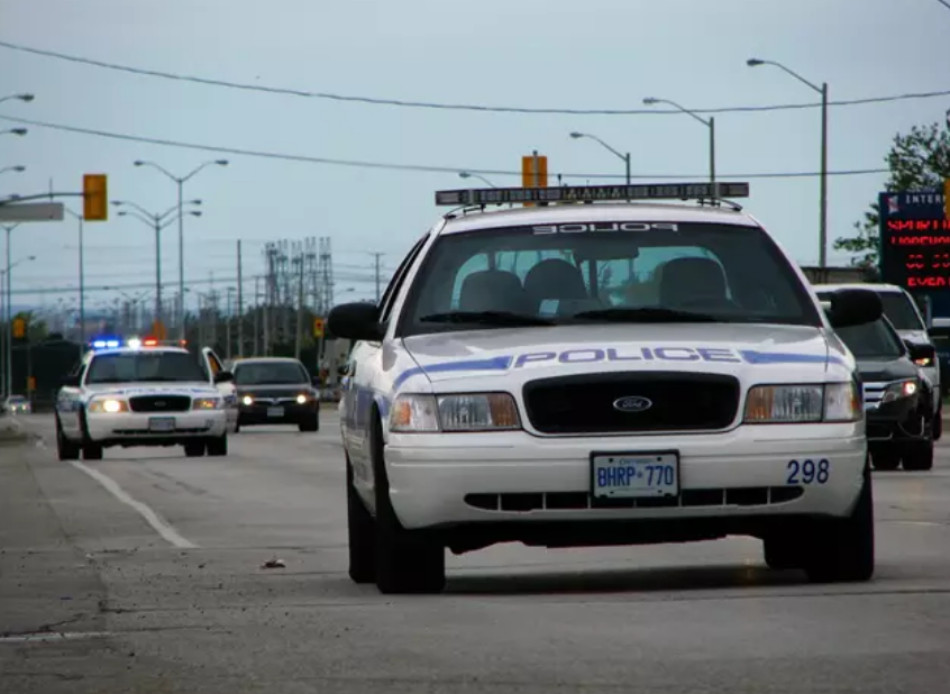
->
[55, 337, 234, 460]
[329, 181, 884, 595]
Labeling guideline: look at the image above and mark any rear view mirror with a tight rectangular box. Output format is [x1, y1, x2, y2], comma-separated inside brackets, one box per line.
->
[328, 302, 384, 342]
[905, 341, 936, 367]
[826, 289, 882, 329]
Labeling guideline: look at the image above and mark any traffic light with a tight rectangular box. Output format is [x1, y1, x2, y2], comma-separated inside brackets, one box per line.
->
[11, 317, 26, 339]
[521, 153, 548, 207]
[83, 173, 108, 221]
[313, 317, 325, 338]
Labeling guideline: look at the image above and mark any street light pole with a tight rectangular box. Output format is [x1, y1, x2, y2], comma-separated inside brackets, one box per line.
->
[642, 98, 716, 197]
[134, 159, 229, 340]
[458, 171, 498, 188]
[747, 58, 828, 267]
[3, 224, 18, 398]
[569, 131, 632, 196]
[64, 208, 85, 344]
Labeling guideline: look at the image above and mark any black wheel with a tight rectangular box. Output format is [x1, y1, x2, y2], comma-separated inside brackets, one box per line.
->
[933, 407, 942, 441]
[763, 535, 802, 570]
[233, 417, 241, 434]
[804, 465, 874, 583]
[206, 434, 228, 457]
[184, 441, 206, 457]
[347, 455, 376, 584]
[55, 419, 80, 461]
[871, 449, 900, 471]
[902, 440, 934, 471]
[82, 443, 103, 460]
[298, 412, 320, 433]
[369, 413, 445, 595]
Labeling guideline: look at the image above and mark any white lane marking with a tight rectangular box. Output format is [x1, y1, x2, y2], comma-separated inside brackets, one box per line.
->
[0, 631, 112, 643]
[68, 460, 198, 549]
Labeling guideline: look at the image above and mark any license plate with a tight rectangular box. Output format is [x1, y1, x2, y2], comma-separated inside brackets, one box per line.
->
[148, 417, 176, 433]
[267, 406, 284, 418]
[591, 451, 679, 498]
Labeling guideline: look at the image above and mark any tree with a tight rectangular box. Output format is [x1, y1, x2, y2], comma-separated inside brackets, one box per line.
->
[834, 119, 950, 268]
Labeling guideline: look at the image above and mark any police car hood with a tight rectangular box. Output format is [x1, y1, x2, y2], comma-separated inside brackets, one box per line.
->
[83, 381, 218, 397]
[400, 323, 842, 388]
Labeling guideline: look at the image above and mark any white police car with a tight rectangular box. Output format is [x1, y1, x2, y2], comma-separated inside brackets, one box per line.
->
[329, 182, 884, 594]
[55, 337, 233, 460]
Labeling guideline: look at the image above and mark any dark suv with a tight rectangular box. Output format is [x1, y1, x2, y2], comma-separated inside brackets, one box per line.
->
[833, 315, 936, 471]
[232, 357, 320, 433]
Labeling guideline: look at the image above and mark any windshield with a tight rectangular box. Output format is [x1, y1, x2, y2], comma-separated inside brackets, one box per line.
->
[398, 221, 820, 335]
[879, 292, 925, 331]
[7, 396, 27, 403]
[835, 318, 904, 359]
[85, 351, 208, 384]
[234, 361, 309, 385]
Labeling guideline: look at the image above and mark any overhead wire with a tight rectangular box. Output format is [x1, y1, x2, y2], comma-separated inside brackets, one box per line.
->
[0, 113, 891, 180]
[1, 38, 949, 115]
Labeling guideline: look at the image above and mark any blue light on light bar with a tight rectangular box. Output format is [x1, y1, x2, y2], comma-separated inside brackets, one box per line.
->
[434, 182, 750, 206]
[90, 335, 122, 350]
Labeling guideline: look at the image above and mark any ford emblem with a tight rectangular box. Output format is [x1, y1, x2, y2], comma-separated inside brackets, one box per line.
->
[613, 395, 653, 413]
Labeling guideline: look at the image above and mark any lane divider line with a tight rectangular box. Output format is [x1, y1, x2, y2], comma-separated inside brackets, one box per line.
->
[68, 460, 198, 549]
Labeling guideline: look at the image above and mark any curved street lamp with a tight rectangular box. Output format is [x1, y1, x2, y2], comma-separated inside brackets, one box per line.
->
[134, 159, 228, 339]
[643, 97, 715, 195]
[458, 171, 497, 188]
[747, 57, 828, 268]
[0, 166, 25, 176]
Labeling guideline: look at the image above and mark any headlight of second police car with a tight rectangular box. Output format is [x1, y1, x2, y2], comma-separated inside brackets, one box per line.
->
[390, 393, 521, 433]
[88, 397, 129, 414]
[192, 397, 223, 410]
[744, 382, 861, 424]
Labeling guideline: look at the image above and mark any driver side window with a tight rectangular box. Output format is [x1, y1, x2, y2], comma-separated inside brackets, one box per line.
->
[378, 234, 430, 325]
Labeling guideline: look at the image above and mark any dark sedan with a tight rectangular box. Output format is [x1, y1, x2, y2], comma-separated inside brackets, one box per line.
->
[233, 358, 320, 432]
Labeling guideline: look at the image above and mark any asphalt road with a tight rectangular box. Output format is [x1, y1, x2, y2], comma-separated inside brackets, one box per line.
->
[2, 409, 950, 693]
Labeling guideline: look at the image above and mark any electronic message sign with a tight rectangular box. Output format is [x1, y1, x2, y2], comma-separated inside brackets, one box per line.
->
[878, 190, 949, 290]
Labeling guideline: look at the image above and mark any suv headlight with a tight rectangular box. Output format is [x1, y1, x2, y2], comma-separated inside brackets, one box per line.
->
[880, 379, 918, 404]
[390, 393, 521, 433]
[88, 397, 129, 414]
[744, 382, 860, 423]
[192, 397, 223, 410]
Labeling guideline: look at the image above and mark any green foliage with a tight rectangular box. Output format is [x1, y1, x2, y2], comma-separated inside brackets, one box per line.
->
[834, 121, 950, 267]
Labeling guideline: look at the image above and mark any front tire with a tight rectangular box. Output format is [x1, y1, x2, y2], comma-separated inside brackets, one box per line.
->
[82, 442, 103, 460]
[298, 411, 319, 433]
[206, 434, 228, 457]
[871, 449, 900, 471]
[804, 465, 874, 583]
[184, 441, 206, 457]
[56, 419, 80, 461]
[902, 440, 934, 471]
[369, 413, 445, 595]
[347, 456, 376, 584]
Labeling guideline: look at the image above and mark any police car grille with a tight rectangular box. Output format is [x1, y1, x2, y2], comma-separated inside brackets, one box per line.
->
[522, 371, 740, 434]
[128, 395, 192, 413]
[465, 486, 803, 512]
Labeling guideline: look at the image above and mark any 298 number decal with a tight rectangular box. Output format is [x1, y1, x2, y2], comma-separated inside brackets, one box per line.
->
[786, 458, 830, 485]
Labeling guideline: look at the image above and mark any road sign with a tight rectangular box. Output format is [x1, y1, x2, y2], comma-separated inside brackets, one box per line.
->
[0, 202, 64, 222]
[878, 190, 949, 291]
[152, 320, 167, 340]
[521, 153, 548, 208]
[313, 317, 325, 338]
[83, 173, 108, 221]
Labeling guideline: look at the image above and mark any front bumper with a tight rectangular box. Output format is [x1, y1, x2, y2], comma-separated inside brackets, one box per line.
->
[238, 401, 318, 425]
[85, 410, 227, 444]
[865, 397, 929, 443]
[381, 422, 867, 531]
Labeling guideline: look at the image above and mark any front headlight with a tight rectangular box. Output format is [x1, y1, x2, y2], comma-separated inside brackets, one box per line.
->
[881, 379, 918, 404]
[192, 397, 223, 410]
[88, 398, 128, 414]
[241, 395, 253, 406]
[296, 394, 310, 405]
[390, 393, 521, 433]
[744, 382, 860, 423]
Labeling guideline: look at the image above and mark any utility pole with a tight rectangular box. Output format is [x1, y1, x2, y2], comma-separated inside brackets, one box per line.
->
[253, 276, 260, 356]
[371, 252, 383, 303]
[225, 287, 233, 360]
[236, 240, 244, 357]
[294, 252, 305, 360]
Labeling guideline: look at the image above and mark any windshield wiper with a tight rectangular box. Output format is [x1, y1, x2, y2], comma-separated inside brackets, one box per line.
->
[419, 311, 555, 327]
[572, 307, 720, 323]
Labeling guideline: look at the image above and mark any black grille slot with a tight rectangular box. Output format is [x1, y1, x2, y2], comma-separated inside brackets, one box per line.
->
[128, 395, 191, 413]
[522, 371, 740, 434]
[463, 486, 803, 512]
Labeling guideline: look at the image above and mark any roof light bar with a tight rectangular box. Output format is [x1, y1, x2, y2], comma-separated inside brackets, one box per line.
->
[435, 182, 750, 207]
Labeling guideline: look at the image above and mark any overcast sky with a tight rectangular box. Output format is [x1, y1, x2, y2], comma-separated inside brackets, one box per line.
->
[2, 0, 949, 316]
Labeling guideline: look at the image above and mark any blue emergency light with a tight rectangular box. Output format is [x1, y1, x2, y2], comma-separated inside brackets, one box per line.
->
[89, 335, 122, 350]
[434, 181, 750, 207]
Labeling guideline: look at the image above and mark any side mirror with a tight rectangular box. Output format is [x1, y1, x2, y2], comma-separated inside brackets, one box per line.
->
[905, 341, 936, 367]
[337, 364, 349, 377]
[826, 288, 882, 329]
[213, 371, 234, 384]
[328, 302, 384, 342]
[60, 374, 80, 388]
